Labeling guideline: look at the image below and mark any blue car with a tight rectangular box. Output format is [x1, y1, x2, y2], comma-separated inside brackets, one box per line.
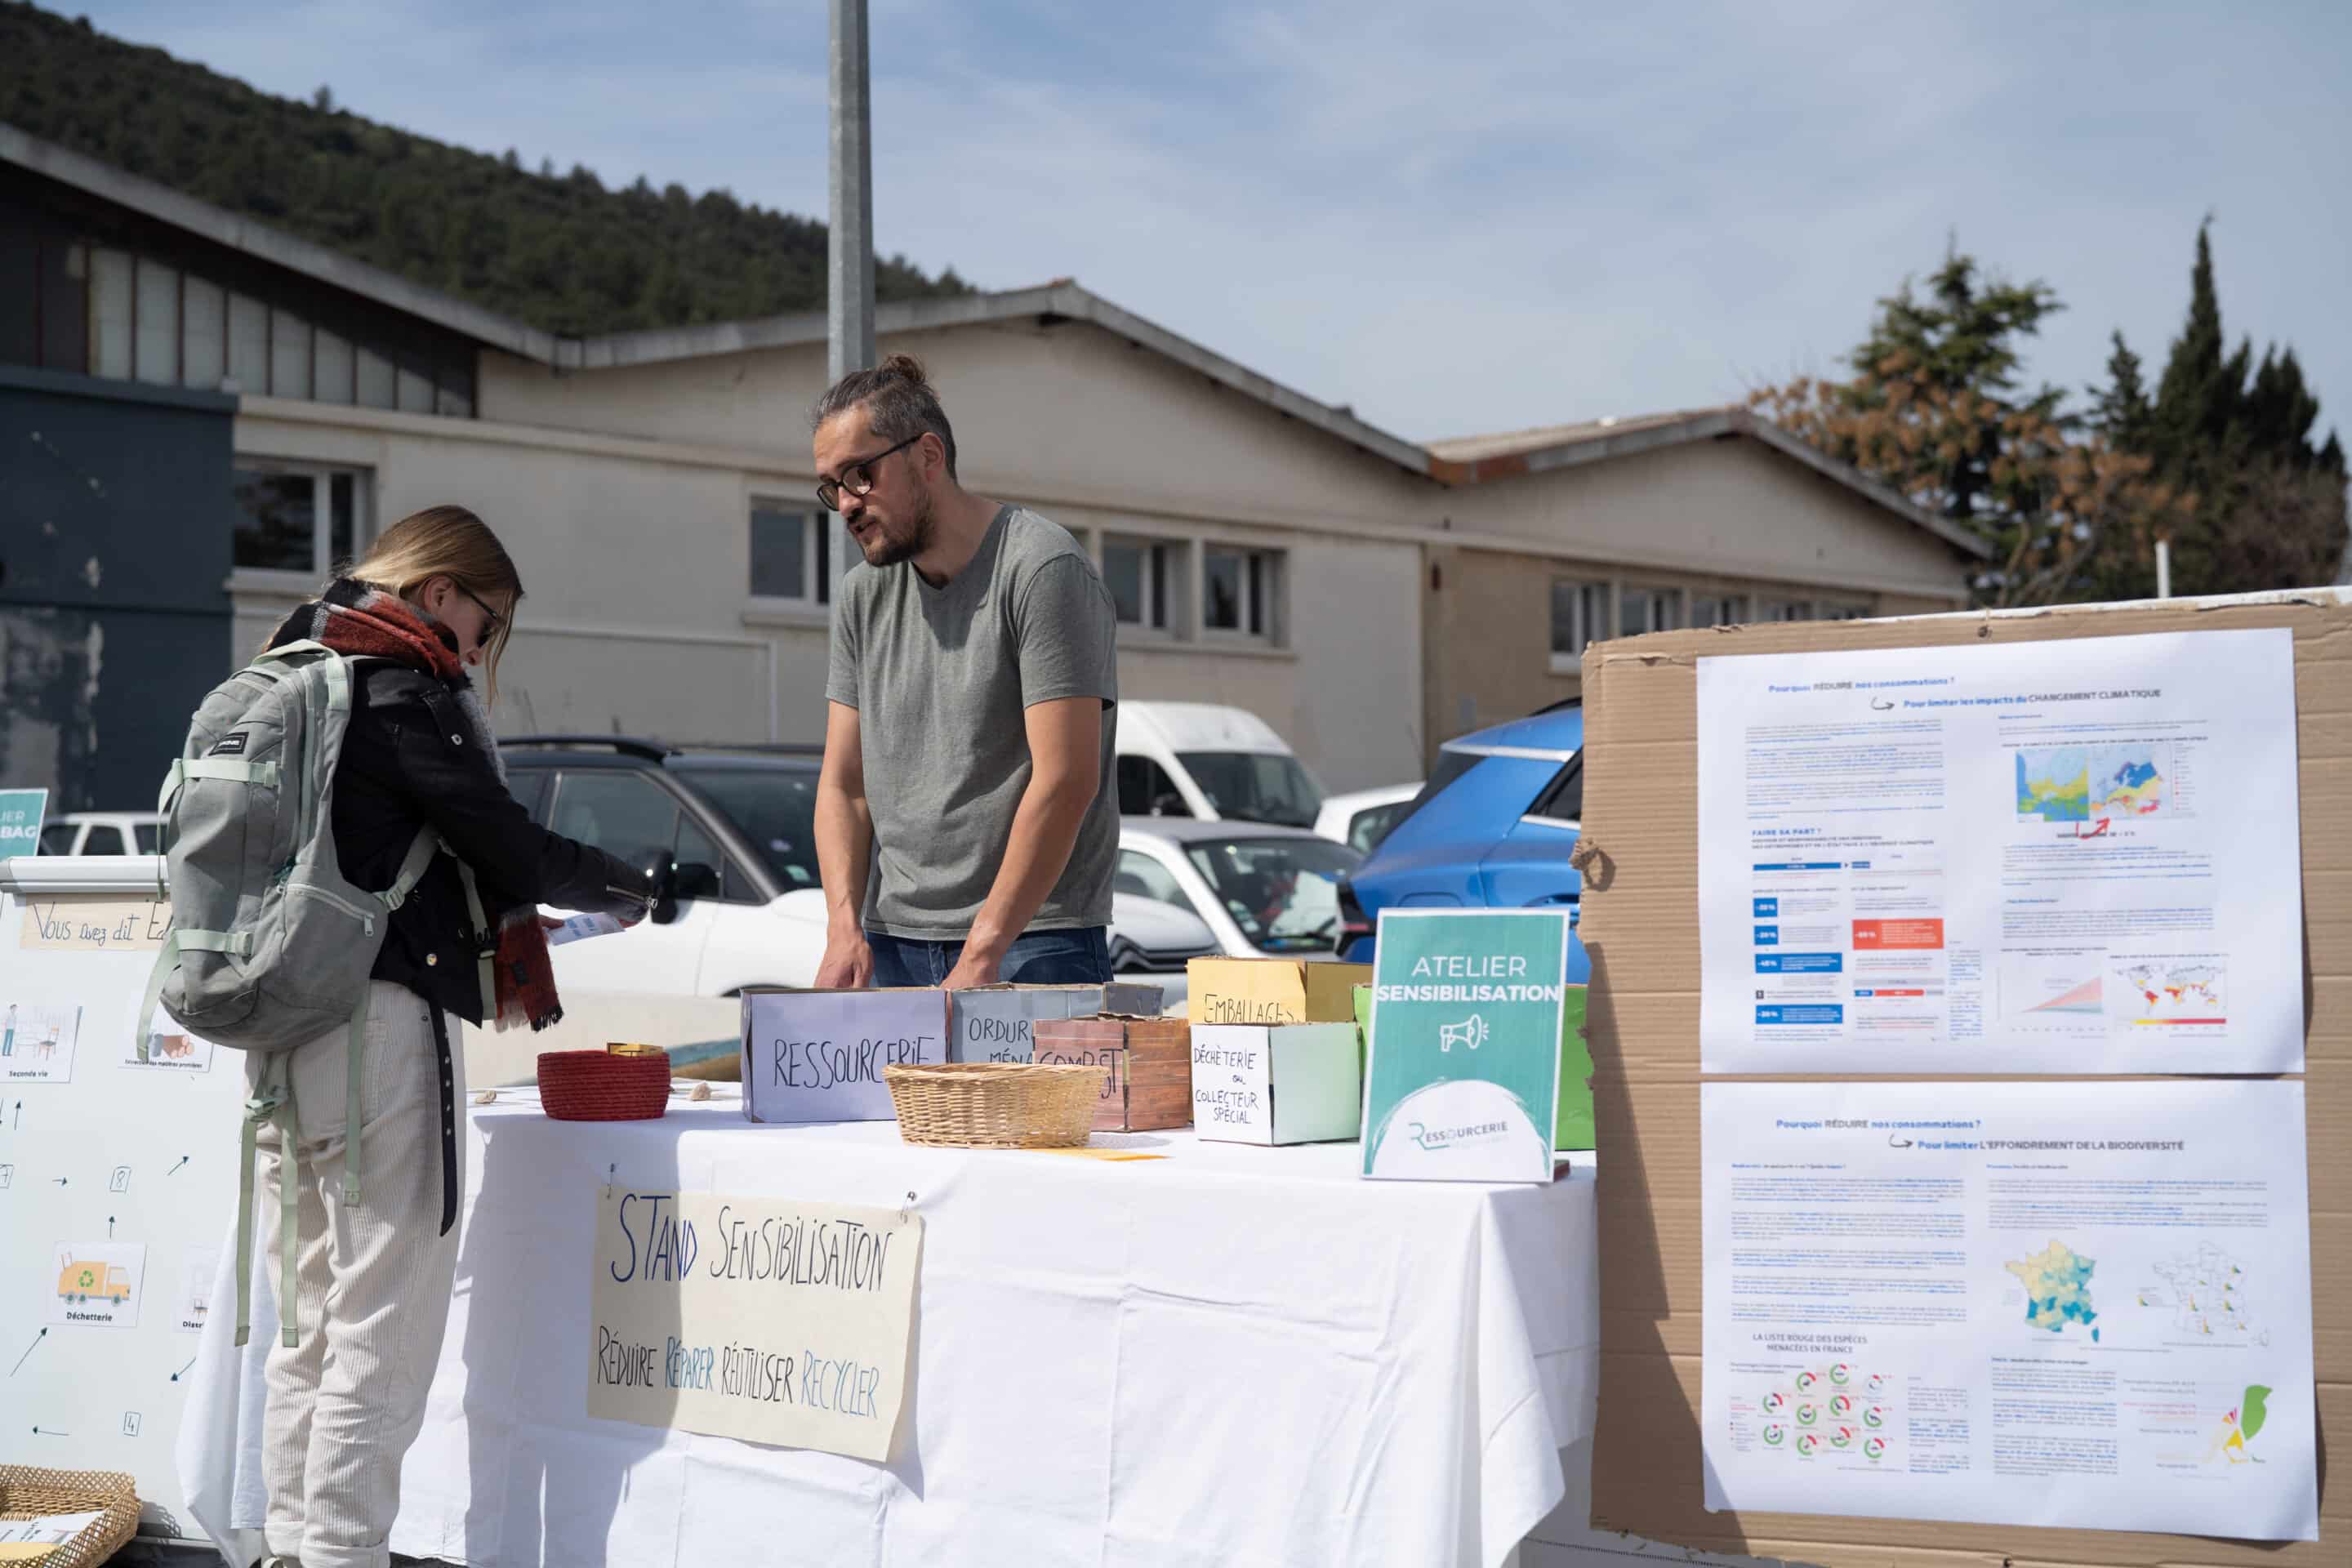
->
[1336, 702, 1586, 973]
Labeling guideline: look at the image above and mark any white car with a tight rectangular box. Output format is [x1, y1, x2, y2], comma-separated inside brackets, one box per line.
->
[38, 813, 163, 856]
[1313, 782, 1422, 853]
[507, 738, 1219, 1000]
[1114, 816, 1364, 1009]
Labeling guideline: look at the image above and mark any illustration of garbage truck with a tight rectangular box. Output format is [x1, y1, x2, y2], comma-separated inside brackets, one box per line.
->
[57, 1257, 133, 1305]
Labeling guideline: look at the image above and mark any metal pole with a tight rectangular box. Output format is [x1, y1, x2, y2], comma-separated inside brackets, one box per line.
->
[2155, 537, 2172, 599]
[827, 0, 876, 612]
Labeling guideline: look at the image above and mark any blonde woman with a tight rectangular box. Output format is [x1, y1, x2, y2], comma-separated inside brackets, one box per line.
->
[252, 506, 655, 1568]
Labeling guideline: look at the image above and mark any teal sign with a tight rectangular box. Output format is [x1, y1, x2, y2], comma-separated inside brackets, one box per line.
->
[0, 790, 46, 861]
[1361, 908, 1570, 1182]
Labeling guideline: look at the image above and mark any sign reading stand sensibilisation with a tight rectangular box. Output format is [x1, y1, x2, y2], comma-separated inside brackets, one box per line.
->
[1361, 908, 1568, 1183]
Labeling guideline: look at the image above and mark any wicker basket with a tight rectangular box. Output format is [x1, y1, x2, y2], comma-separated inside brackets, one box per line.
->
[0, 1466, 138, 1568]
[884, 1062, 1105, 1148]
[538, 1048, 671, 1121]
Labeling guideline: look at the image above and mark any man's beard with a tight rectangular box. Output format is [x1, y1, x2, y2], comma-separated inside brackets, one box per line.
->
[862, 489, 936, 568]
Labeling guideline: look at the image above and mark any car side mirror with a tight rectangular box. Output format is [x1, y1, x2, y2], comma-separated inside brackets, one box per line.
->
[674, 861, 722, 900]
[648, 854, 682, 925]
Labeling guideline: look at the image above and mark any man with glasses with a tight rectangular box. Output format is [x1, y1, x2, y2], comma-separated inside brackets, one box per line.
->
[808, 353, 1120, 991]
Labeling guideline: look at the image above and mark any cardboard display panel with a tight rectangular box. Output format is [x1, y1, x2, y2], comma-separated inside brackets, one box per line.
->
[1579, 591, 2348, 1566]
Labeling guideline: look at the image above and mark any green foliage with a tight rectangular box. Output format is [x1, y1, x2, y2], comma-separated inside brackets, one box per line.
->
[2098, 220, 2349, 599]
[0, 1, 971, 335]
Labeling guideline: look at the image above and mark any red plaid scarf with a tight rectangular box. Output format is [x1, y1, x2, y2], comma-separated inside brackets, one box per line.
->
[274, 580, 563, 1031]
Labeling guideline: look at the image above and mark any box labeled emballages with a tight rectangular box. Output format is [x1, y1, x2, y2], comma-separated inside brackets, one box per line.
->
[1187, 957, 1370, 1026]
[947, 982, 1165, 1062]
[1030, 1016, 1191, 1131]
[738, 987, 947, 1124]
[1191, 1022, 1361, 1145]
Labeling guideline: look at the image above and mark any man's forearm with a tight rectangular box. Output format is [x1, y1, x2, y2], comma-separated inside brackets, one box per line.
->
[965, 774, 1095, 956]
[814, 787, 874, 930]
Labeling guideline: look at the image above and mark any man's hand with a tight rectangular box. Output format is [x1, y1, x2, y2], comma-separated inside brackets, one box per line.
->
[815, 921, 874, 989]
[941, 942, 1007, 991]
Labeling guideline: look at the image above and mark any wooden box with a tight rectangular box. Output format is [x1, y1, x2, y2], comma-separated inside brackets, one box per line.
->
[1029, 1016, 1192, 1132]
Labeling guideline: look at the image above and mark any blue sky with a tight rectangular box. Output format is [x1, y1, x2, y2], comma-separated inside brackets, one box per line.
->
[68, 1, 2352, 447]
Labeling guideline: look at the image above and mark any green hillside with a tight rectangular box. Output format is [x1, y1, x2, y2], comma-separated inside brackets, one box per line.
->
[0, 2, 972, 335]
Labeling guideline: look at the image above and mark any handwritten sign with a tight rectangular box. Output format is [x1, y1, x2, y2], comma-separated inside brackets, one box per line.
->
[738, 988, 947, 1124]
[20, 893, 172, 954]
[1191, 1022, 1361, 1146]
[948, 982, 1163, 1062]
[1185, 957, 1370, 1026]
[589, 1189, 922, 1460]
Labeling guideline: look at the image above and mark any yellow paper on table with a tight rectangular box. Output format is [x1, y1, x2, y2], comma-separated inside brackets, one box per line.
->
[1033, 1147, 1166, 1162]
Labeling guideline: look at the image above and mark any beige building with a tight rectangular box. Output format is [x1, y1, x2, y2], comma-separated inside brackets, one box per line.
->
[7, 127, 1981, 801]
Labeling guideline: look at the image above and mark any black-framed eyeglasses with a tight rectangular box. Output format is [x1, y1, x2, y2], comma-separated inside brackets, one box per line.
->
[815, 433, 923, 511]
[455, 582, 506, 639]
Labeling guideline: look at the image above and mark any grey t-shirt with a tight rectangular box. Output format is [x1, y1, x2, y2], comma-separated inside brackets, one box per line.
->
[826, 505, 1119, 939]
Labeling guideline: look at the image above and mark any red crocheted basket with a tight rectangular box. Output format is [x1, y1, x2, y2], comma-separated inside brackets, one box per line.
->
[537, 1049, 670, 1121]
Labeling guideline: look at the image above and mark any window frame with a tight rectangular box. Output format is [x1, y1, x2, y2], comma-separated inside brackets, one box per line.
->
[1101, 532, 1183, 636]
[1615, 583, 1685, 637]
[1201, 543, 1281, 644]
[229, 457, 373, 587]
[1548, 577, 1612, 672]
[746, 497, 833, 611]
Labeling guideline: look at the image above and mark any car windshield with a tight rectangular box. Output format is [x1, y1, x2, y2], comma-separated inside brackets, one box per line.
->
[1184, 836, 1361, 953]
[670, 765, 822, 890]
[1178, 751, 1322, 827]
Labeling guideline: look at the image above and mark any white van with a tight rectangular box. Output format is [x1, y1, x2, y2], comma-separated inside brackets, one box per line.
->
[1113, 702, 1325, 828]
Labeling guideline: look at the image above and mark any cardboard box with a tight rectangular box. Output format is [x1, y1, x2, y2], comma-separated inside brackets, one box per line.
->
[1190, 1022, 1362, 1145]
[1353, 981, 1596, 1151]
[1030, 1016, 1192, 1131]
[1187, 956, 1370, 1026]
[947, 982, 1165, 1062]
[1578, 591, 2349, 1565]
[737, 987, 947, 1125]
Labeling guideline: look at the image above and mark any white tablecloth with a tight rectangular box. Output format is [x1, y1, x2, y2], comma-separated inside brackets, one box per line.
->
[180, 1094, 1597, 1567]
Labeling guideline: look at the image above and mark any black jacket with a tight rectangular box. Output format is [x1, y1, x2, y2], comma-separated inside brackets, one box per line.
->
[333, 663, 656, 1022]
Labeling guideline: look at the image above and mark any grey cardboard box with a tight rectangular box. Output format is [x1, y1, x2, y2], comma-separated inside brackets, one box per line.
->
[947, 982, 1165, 1062]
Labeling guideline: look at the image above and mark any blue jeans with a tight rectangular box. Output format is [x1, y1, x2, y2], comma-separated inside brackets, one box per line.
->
[866, 926, 1111, 987]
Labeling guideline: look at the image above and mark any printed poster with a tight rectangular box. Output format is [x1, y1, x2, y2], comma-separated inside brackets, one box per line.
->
[590, 1190, 922, 1460]
[1361, 908, 1568, 1182]
[2, 1001, 82, 1084]
[1695, 629, 2303, 1073]
[0, 787, 44, 860]
[124, 1003, 217, 1073]
[1699, 1080, 2318, 1539]
[49, 1241, 147, 1330]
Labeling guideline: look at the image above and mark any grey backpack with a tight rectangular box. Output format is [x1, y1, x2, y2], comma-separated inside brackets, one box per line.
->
[142, 639, 490, 1346]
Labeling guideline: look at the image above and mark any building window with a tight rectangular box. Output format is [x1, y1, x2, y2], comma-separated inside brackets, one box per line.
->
[1549, 579, 1610, 665]
[748, 501, 831, 606]
[1204, 545, 1278, 639]
[232, 461, 371, 577]
[31, 242, 474, 416]
[1102, 534, 1182, 631]
[1618, 585, 1683, 635]
[1691, 593, 1746, 627]
[1819, 602, 1873, 621]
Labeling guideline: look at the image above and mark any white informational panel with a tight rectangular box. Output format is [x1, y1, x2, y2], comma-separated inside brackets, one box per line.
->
[1694, 628, 2305, 1074]
[1700, 1079, 2319, 1539]
[1, 858, 247, 1541]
